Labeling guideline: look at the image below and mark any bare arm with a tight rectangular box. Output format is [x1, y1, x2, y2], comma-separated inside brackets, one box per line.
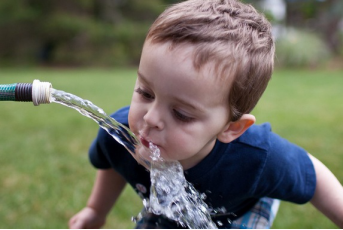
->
[87, 168, 127, 215]
[69, 168, 126, 228]
[309, 154, 343, 228]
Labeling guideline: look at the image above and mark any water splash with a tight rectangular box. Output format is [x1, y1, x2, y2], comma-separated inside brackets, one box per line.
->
[50, 88, 217, 229]
[146, 143, 217, 229]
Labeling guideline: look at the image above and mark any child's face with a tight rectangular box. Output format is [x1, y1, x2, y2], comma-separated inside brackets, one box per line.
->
[128, 41, 232, 170]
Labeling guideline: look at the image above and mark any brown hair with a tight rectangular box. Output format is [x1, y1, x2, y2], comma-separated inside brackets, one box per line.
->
[146, 0, 275, 121]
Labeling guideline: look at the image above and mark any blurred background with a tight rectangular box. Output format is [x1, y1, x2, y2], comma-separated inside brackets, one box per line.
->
[0, 0, 343, 229]
[0, 0, 342, 68]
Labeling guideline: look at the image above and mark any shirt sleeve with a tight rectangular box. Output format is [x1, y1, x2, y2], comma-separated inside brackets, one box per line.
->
[89, 129, 112, 169]
[253, 131, 317, 204]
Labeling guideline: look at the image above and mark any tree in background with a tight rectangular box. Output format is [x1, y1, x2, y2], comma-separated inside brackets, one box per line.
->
[0, 0, 342, 67]
[285, 0, 343, 55]
[0, 0, 172, 66]
[0, 0, 90, 65]
[247, 0, 342, 67]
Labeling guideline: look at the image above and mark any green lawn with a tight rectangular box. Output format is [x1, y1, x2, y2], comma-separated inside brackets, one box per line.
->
[0, 68, 342, 228]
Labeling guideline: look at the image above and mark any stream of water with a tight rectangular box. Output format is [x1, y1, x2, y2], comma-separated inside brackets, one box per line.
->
[49, 88, 217, 229]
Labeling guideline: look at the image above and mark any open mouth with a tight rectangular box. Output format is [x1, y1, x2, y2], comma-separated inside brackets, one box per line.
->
[140, 136, 151, 148]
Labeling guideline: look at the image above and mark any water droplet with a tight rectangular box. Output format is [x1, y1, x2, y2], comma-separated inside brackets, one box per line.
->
[217, 220, 223, 226]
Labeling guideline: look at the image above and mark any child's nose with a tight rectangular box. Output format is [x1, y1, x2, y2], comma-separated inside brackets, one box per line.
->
[143, 105, 164, 130]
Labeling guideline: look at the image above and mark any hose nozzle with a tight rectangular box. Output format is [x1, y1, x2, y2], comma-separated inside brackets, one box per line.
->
[32, 80, 52, 106]
[0, 79, 52, 106]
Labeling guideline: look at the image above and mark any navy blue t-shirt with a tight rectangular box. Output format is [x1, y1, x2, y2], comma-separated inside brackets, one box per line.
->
[89, 106, 316, 221]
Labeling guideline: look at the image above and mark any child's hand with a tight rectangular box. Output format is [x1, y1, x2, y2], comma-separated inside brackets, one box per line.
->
[68, 207, 106, 229]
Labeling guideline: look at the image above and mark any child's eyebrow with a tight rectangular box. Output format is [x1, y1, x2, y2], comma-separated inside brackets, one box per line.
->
[137, 71, 206, 114]
[137, 71, 149, 84]
[173, 97, 206, 114]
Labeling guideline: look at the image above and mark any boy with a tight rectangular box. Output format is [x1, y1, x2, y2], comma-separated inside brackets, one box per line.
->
[69, 0, 343, 228]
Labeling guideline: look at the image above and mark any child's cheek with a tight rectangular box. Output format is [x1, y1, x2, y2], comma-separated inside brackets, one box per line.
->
[128, 108, 138, 133]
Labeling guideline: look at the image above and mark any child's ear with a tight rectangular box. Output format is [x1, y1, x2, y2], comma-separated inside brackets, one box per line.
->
[217, 114, 255, 143]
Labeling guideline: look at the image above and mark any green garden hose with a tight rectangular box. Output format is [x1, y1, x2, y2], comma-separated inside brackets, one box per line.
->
[0, 80, 52, 106]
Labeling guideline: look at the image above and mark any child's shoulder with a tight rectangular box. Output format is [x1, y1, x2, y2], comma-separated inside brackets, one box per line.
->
[234, 122, 306, 158]
[235, 123, 273, 151]
[111, 105, 130, 124]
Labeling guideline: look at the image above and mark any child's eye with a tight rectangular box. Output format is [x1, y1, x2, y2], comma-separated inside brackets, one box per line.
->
[173, 109, 194, 123]
[135, 87, 154, 100]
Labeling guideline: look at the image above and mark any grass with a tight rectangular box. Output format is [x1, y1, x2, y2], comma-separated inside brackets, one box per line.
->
[0, 68, 342, 228]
